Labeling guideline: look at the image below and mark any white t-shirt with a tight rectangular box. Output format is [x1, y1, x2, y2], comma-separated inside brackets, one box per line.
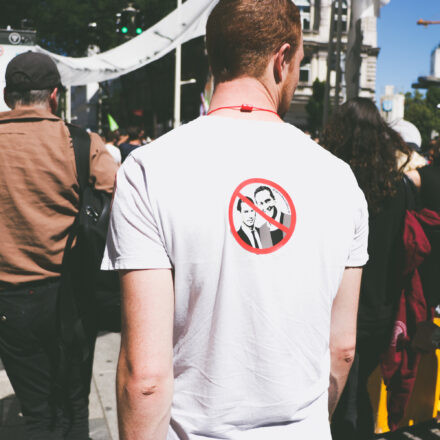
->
[102, 116, 369, 439]
[105, 143, 121, 165]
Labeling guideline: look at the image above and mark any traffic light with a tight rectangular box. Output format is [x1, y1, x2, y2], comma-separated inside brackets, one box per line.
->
[116, 3, 144, 37]
[135, 12, 144, 35]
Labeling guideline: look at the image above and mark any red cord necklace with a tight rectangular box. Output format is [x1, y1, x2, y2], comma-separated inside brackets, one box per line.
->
[207, 104, 280, 118]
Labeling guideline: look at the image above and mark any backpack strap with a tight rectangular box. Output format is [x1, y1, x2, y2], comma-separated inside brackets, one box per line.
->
[66, 123, 91, 192]
[58, 123, 92, 356]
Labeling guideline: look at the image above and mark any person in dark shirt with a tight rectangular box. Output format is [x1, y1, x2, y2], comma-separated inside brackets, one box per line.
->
[407, 141, 440, 350]
[119, 126, 144, 163]
[322, 97, 411, 439]
[406, 140, 440, 211]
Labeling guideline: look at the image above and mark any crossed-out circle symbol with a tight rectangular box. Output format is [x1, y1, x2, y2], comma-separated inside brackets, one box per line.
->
[229, 178, 296, 255]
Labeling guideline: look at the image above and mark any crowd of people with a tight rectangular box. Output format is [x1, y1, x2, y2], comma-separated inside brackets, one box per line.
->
[102, 126, 153, 166]
[0, 1, 440, 440]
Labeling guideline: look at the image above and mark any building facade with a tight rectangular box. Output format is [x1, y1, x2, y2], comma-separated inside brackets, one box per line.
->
[285, 0, 380, 128]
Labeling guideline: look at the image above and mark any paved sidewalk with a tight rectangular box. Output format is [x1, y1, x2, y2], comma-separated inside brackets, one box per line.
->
[0, 332, 121, 440]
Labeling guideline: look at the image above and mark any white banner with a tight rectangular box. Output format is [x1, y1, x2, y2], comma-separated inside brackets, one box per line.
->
[35, 0, 218, 86]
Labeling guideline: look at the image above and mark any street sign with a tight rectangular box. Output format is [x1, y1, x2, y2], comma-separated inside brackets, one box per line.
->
[0, 29, 36, 46]
[382, 100, 393, 112]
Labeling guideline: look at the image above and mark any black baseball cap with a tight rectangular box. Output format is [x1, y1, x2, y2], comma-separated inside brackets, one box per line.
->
[5, 51, 62, 92]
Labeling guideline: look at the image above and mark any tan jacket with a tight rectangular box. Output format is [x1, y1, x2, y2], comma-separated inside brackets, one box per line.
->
[0, 107, 118, 289]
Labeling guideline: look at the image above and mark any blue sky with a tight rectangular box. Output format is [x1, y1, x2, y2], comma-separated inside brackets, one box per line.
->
[376, 0, 440, 99]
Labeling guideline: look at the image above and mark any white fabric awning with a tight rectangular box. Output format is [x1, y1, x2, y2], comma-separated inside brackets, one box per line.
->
[35, 0, 218, 86]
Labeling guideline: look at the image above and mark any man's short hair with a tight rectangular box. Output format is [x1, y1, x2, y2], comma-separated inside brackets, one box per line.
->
[206, 0, 301, 83]
[127, 126, 143, 141]
[254, 186, 275, 200]
[104, 129, 119, 144]
[237, 196, 254, 212]
[5, 89, 53, 109]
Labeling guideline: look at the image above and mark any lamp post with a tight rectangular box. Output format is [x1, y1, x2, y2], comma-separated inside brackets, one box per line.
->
[174, 0, 182, 128]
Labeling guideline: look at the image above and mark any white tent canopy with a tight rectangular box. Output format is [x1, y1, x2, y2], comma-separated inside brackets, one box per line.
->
[35, 0, 218, 86]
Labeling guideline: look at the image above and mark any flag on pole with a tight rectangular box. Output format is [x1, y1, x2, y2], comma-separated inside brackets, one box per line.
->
[345, 0, 390, 100]
[107, 114, 119, 131]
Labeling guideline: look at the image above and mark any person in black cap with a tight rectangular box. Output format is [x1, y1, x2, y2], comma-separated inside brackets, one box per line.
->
[0, 51, 117, 439]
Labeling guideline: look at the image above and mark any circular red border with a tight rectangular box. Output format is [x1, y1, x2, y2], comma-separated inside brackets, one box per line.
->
[228, 178, 297, 255]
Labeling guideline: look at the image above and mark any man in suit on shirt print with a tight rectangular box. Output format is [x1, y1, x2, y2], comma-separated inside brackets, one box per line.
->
[236, 197, 261, 248]
[254, 185, 291, 246]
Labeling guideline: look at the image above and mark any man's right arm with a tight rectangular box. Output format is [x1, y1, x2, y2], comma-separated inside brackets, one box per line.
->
[328, 267, 362, 419]
[117, 269, 174, 440]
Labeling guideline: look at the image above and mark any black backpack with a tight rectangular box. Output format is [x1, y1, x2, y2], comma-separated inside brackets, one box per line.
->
[59, 124, 121, 347]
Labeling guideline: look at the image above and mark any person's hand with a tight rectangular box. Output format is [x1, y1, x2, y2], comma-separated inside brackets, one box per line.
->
[412, 321, 440, 352]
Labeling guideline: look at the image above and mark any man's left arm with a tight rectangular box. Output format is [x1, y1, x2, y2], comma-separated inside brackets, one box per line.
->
[89, 132, 118, 193]
[117, 269, 174, 440]
[328, 267, 362, 418]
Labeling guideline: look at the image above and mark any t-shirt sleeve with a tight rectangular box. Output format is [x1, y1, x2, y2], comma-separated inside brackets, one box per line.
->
[101, 155, 172, 271]
[346, 181, 369, 267]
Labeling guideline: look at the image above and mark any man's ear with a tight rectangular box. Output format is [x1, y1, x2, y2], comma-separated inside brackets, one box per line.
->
[49, 87, 58, 113]
[3, 89, 11, 109]
[273, 43, 291, 84]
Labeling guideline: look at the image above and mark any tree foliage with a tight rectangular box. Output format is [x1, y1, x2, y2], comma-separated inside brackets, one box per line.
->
[1, 0, 177, 56]
[405, 87, 440, 148]
[305, 79, 325, 137]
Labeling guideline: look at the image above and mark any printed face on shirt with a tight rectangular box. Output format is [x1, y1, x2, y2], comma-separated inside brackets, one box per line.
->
[241, 204, 256, 228]
[255, 189, 276, 218]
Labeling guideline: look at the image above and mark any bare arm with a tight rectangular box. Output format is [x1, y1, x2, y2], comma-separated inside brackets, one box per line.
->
[328, 267, 362, 419]
[117, 269, 174, 440]
[405, 169, 421, 189]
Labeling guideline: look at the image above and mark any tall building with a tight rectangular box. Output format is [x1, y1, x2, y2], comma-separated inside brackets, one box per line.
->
[285, 0, 380, 128]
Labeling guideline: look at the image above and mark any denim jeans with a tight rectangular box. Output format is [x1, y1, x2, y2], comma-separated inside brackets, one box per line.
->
[0, 278, 95, 440]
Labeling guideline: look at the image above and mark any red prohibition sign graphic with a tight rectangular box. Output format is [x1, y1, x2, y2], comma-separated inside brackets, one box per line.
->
[229, 178, 296, 254]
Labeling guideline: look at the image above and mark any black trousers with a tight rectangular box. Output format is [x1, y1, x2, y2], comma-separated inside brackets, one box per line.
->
[0, 278, 95, 440]
[331, 334, 390, 440]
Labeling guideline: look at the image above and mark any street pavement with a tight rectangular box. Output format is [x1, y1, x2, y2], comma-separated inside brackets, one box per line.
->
[0, 332, 121, 440]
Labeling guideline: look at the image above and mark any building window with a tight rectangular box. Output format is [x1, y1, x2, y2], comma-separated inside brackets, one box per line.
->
[334, 0, 348, 33]
[296, 0, 312, 31]
[300, 57, 311, 83]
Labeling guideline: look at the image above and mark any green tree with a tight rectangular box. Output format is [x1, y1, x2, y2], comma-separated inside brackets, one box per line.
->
[305, 79, 325, 137]
[1, 0, 177, 56]
[405, 87, 440, 148]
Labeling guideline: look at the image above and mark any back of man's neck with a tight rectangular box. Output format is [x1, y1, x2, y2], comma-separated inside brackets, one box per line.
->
[12, 104, 51, 112]
[208, 77, 281, 122]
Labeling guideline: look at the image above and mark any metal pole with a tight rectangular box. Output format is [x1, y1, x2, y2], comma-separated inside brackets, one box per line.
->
[323, 0, 336, 129]
[98, 84, 103, 135]
[173, 0, 182, 128]
[334, 0, 343, 106]
[65, 85, 71, 123]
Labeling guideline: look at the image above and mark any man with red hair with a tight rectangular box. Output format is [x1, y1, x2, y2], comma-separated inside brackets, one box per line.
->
[103, 1, 368, 438]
